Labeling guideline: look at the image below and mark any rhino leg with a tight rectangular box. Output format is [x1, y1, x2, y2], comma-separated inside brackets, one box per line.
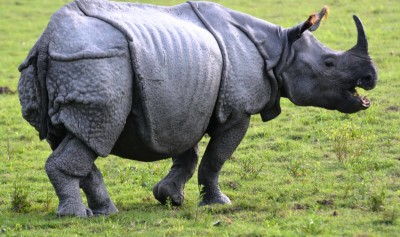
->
[153, 145, 199, 206]
[198, 115, 250, 205]
[45, 133, 96, 217]
[80, 164, 118, 215]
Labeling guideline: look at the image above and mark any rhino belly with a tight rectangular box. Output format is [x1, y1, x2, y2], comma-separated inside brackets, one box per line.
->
[128, 18, 223, 156]
[111, 113, 171, 161]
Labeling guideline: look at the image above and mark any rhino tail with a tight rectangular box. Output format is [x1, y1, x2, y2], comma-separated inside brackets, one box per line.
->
[18, 28, 53, 140]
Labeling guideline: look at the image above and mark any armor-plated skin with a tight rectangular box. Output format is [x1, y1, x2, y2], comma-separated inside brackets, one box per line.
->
[18, 0, 377, 217]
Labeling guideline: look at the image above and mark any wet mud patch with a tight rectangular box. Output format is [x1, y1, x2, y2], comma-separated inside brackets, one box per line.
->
[0, 86, 15, 95]
[386, 105, 399, 112]
[293, 203, 310, 210]
[317, 199, 334, 206]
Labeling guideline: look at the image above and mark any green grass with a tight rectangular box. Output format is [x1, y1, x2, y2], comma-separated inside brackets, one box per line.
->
[1, 0, 399, 236]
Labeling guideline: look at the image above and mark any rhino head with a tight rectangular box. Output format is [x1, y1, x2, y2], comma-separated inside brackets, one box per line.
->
[278, 8, 377, 113]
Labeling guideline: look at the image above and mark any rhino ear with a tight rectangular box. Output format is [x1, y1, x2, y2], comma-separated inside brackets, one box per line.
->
[309, 6, 329, 31]
[287, 6, 329, 42]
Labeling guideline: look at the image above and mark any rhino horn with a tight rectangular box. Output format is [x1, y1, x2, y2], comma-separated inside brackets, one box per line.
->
[349, 15, 369, 56]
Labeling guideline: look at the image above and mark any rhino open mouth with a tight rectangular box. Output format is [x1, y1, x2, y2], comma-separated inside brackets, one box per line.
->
[349, 87, 370, 108]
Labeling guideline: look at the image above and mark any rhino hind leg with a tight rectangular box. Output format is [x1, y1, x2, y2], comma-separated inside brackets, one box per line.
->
[153, 145, 199, 206]
[45, 133, 97, 217]
[198, 115, 250, 206]
[80, 164, 118, 215]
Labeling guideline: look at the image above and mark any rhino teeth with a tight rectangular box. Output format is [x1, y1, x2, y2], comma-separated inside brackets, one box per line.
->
[360, 95, 371, 107]
[350, 88, 370, 107]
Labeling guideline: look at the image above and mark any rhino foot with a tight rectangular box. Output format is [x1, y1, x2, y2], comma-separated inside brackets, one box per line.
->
[200, 192, 231, 206]
[153, 146, 198, 206]
[90, 201, 118, 216]
[153, 180, 184, 206]
[80, 164, 118, 216]
[56, 201, 93, 218]
[46, 134, 99, 218]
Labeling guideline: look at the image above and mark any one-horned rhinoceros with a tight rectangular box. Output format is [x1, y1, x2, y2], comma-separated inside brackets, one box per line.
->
[18, 0, 377, 217]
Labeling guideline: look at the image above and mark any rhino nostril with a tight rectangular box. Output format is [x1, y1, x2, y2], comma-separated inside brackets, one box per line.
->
[363, 75, 372, 82]
[358, 75, 374, 85]
[357, 74, 376, 90]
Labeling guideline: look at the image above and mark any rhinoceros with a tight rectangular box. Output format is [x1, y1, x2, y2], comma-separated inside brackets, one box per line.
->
[18, 0, 377, 217]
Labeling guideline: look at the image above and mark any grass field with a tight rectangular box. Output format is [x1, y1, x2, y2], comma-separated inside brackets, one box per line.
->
[0, 0, 399, 236]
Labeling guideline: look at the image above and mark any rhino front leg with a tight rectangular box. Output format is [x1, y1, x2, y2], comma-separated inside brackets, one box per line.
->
[153, 145, 199, 206]
[45, 133, 97, 217]
[198, 115, 250, 205]
[80, 164, 118, 215]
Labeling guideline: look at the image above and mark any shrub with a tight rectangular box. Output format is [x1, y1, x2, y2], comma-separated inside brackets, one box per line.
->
[11, 183, 31, 213]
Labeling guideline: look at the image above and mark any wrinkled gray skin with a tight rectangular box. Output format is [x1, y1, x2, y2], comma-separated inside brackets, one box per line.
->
[18, 0, 377, 217]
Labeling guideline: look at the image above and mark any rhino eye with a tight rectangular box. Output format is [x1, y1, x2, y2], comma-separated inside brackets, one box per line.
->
[324, 61, 335, 68]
